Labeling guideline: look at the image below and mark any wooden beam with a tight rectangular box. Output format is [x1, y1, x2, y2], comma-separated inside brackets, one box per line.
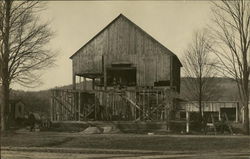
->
[104, 69, 107, 90]
[73, 73, 76, 90]
[236, 102, 239, 123]
[186, 111, 189, 133]
[84, 77, 87, 90]
[79, 77, 82, 89]
[50, 92, 54, 121]
[94, 93, 97, 120]
[78, 92, 81, 121]
[92, 78, 95, 90]
[170, 55, 173, 88]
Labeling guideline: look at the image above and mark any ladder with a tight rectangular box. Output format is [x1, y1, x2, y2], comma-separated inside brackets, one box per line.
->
[211, 113, 217, 135]
[204, 113, 217, 135]
[222, 113, 233, 135]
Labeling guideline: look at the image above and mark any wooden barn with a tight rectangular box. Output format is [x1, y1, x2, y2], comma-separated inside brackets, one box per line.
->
[51, 14, 182, 123]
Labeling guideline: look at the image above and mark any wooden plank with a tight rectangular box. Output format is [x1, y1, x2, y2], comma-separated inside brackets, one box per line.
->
[186, 111, 189, 133]
[224, 113, 233, 134]
[78, 92, 81, 121]
[94, 93, 97, 120]
[103, 56, 107, 90]
[50, 92, 54, 121]
[73, 74, 76, 90]
[92, 78, 95, 90]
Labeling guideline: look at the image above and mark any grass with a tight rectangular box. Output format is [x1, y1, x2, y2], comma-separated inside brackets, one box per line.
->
[1, 132, 250, 153]
[57, 134, 250, 152]
[1, 132, 73, 147]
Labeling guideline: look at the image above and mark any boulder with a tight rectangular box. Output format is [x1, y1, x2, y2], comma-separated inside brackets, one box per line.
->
[102, 126, 121, 134]
[81, 126, 103, 134]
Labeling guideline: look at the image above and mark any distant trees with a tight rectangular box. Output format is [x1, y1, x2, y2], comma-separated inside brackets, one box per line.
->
[182, 30, 219, 127]
[209, 0, 250, 135]
[11, 90, 51, 116]
[0, 1, 56, 131]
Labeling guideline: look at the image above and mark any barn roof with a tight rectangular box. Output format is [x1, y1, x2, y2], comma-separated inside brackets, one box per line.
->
[70, 14, 182, 66]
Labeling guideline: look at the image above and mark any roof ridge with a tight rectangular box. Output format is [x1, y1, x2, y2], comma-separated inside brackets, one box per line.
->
[70, 14, 182, 66]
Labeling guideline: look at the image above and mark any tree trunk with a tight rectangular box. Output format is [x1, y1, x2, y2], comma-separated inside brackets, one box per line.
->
[243, 97, 249, 135]
[1, 81, 10, 131]
[0, 86, 5, 131]
[243, 70, 249, 135]
[1, 0, 11, 131]
[199, 72, 203, 129]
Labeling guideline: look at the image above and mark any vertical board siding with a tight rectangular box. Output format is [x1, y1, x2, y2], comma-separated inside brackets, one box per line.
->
[72, 16, 175, 86]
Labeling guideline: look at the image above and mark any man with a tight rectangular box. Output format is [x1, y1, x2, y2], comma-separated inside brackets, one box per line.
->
[28, 113, 36, 131]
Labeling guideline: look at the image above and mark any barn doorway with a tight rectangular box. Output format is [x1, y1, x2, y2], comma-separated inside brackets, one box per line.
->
[106, 63, 136, 87]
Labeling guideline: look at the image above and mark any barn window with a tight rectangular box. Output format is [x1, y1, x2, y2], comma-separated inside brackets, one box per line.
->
[106, 64, 136, 87]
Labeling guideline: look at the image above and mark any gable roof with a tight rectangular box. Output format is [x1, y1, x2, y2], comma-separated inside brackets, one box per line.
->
[70, 14, 182, 66]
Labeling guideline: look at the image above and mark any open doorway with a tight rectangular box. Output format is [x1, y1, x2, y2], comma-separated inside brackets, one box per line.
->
[106, 64, 136, 87]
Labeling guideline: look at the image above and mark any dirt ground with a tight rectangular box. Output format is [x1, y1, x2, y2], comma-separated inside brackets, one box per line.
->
[2, 150, 250, 159]
[1, 132, 250, 159]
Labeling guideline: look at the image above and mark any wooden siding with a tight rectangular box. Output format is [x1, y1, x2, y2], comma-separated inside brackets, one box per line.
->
[171, 56, 181, 92]
[72, 15, 178, 86]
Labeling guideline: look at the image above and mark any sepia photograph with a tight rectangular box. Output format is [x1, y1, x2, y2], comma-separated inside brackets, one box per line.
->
[0, 0, 250, 158]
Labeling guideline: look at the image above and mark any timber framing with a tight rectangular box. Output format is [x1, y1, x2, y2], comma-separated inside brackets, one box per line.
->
[51, 14, 183, 125]
[51, 88, 179, 122]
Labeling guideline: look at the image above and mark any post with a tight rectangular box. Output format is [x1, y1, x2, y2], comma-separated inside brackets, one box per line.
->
[79, 77, 82, 89]
[92, 78, 95, 90]
[73, 73, 76, 90]
[219, 108, 221, 121]
[94, 93, 97, 120]
[103, 56, 107, 90]
[78, 92, 81, 121]
[236, 102, 238, 123]
[156, 90, 159, 120]
[186, 111, 190, 133]
[142, 90, 145, 120]
[84, 77, 87, 90]
[50, 92, 53, 121]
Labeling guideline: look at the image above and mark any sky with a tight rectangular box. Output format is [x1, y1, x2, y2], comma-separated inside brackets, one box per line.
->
[13, 1, 212, 91]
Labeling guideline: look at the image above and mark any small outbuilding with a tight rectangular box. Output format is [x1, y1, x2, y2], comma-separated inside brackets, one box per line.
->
[8, 99, 26, 121]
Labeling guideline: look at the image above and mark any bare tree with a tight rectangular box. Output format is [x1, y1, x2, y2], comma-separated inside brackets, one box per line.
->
[0, 0, 56, 131]
[182, 30, 219, 128]
[209, 0, 250, 135]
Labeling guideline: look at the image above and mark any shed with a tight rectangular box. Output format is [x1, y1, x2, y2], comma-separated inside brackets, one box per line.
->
[9, 99, 25, 120]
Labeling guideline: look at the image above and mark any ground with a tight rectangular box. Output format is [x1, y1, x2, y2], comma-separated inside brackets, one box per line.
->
[1, 132, 250, 159]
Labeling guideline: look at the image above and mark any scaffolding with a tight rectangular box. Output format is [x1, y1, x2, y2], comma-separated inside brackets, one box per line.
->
[50, 88, 178, 122]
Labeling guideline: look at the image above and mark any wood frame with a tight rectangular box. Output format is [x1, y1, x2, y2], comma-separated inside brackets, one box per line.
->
[50, 88, 178, 122]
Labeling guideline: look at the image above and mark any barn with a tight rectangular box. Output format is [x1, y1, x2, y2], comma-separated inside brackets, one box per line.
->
[51, 14, 182, 123]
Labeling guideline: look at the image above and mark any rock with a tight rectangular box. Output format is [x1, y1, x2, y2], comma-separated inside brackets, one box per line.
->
[15, 128, 29, 133]
[80, 126, 103, 134]
[102, 126, 121, 134]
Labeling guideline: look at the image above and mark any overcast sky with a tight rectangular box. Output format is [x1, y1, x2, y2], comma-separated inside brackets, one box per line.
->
[13, 1, 212, 91]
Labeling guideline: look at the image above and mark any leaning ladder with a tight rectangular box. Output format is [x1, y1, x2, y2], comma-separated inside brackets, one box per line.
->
[211, 114, 217, 135]
[223, 113, 233, 135]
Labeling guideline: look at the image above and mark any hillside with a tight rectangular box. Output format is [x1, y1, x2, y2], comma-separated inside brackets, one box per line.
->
[180, 77, 242, 101]
[11, 77, 247, 116]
